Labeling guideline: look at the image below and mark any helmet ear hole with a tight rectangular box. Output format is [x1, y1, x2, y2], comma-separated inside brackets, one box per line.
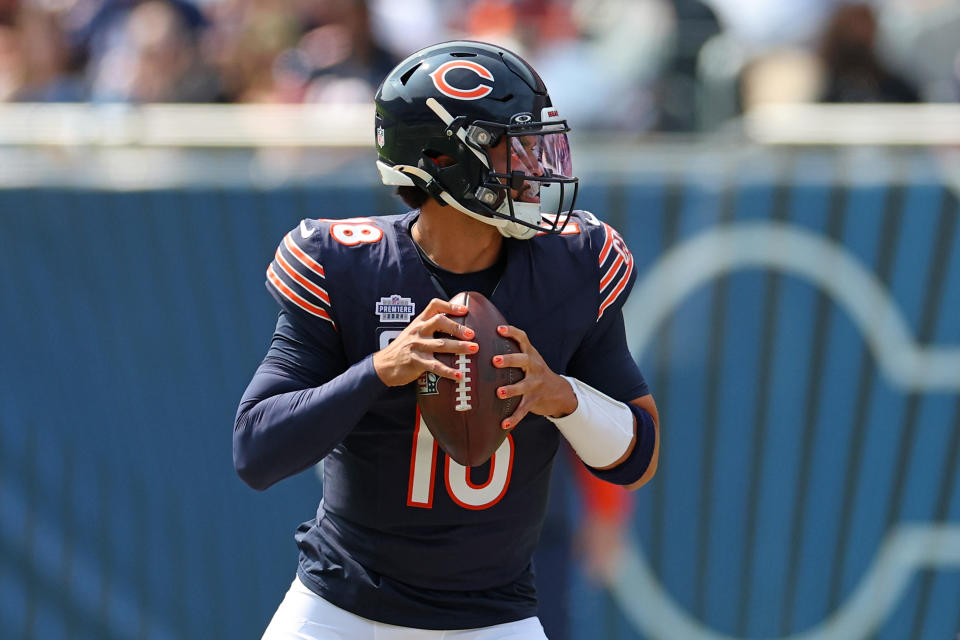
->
[423, 150, 457, 168]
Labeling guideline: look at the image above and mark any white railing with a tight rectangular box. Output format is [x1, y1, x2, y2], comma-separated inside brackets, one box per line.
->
[0, 102, 954, 189]
[0, 103, 376, 147]
[743, 103, 960, 146]
[0, 102, 958, 148]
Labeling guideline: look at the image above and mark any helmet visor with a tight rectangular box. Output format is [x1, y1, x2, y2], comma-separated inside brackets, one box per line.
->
[509, 132, 572, 180]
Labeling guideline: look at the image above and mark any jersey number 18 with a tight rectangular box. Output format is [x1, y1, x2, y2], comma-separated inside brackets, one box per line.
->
[407, 412, 514, 510]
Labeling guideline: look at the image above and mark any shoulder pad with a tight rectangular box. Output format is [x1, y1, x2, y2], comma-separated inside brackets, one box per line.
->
[265, 217, 385, 326]
[577, 212, 636, 321]
[266, 219, 340, 327]
[264, 217, 389, 327]
[265, 217, 393, 327]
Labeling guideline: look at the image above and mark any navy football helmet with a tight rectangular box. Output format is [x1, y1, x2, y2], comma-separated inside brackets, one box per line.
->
[374, 41, 578, 240]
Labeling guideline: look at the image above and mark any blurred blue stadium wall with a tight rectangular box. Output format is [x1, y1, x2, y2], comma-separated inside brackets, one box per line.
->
[2, 150, 959, 639]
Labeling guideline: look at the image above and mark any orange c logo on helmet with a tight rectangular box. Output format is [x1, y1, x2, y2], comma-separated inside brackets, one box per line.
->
[429, 61, 494, 100]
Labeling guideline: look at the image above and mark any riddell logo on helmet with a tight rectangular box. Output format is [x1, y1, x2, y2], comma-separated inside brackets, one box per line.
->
[429, 61, 494, 100]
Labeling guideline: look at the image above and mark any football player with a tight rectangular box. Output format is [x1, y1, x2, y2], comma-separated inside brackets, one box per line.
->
[234, 40, 660, 639]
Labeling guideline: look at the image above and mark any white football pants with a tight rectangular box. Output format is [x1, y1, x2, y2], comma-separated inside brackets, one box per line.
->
[262, 576, 549, 640]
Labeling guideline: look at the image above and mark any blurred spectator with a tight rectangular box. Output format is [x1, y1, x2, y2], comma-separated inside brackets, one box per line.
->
[0, 0, 18, 24]
[879, 0, 960, 102]
[817, 3, 919, 103]
[15, 6, 85, 100]
[0, 24, 23, 100]
[694, 29, 748, 130]
[369, 0, 446, 61]
[701, 0, 834, 52]
[955, 50, 960, 102]
[506, 0, 675, 133]
[299, 0, 396, 103]
[206, 0, 304, 102]
[0, 3, 84, 102]
[0, 0, 947, 128]
[459, 0, 526, 54]
[740, 47, 821, 111]
[88, 0, 219, 102]
[207, 0, 395, 104]
[660, 0, 722, 131]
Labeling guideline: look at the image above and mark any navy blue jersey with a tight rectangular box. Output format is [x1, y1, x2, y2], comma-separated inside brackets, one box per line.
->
[244, 209, 647, 629]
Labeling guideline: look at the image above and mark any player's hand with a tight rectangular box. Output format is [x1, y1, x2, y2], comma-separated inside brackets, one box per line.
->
[492, 325, 577, 429]
[373, 298, 478, 387]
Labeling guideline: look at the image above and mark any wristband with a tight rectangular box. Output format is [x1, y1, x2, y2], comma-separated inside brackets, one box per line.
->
[547, 376, 635, 468]
[587, 403, 657, 485]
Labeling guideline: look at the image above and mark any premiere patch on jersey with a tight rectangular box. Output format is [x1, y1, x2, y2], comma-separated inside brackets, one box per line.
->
[417, 371, 439, 396]
[375, 295, 415, 322]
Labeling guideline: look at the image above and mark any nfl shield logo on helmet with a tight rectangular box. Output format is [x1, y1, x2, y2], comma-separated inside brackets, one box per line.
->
[376, 126, 385, 148]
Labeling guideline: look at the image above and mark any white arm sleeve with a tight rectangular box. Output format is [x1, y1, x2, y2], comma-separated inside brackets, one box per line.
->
[546, 376, 635, 468]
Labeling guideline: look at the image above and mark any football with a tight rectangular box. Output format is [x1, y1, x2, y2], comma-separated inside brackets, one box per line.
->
[416, 291, 523, 467]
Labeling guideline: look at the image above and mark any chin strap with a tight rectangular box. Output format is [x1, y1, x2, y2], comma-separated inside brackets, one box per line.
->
[376, 160, 540, 240]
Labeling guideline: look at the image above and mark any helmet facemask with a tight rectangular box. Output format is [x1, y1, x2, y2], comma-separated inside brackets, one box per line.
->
[422, 98, 580, 240]
[465, 114, 578, 238]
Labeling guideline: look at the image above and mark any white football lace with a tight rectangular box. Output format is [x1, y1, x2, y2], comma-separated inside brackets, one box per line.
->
[454, 353, 473, 411]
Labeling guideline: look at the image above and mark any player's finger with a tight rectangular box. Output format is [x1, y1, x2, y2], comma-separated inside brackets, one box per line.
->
[496, 381, 525, 400]
[501, 401, 529, 431]
[417, 355, 463, 382]
[426, 338, 478, 355]
[425, 313, 475, 340]
[497, 324, 531, 350]
[491, 353, 528, 370]
[422, 298, 468, 319]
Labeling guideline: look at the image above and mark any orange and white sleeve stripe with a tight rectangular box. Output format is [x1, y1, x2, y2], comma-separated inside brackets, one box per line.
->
[597, 222, 634, 321]
[266, 230, 336, 328]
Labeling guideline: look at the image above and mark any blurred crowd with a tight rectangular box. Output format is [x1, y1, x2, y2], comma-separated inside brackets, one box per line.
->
[0, 0, 959, 131]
